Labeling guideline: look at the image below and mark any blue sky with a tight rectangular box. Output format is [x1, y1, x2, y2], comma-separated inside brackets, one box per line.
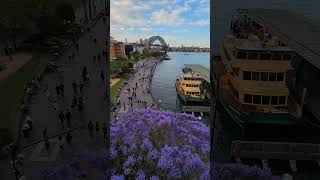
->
[110, 0, 210, 47]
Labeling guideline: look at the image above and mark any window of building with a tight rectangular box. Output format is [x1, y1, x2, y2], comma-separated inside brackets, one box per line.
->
[279, 96, 286, 105]
[244, 94, 252, 103]
[261, 72, 268, 81]
[253, 95, 261, 104]
[252, 72, 261, 81]
[243, 71, 251, 80]
[276, 73, 284, 81]
[283, 53, 292, 61]
[260, 52, 271, 60]
[269, 72, 276, 81]
[262, 96, 270, 105]
[237, 51, 247, 59]
[248, 52, 259, 60]
[271, 96, 278, 105]
[272, 53, 282, 60]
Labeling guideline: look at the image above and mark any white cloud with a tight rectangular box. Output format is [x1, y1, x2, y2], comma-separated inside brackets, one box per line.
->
[190, 19, 209, 26]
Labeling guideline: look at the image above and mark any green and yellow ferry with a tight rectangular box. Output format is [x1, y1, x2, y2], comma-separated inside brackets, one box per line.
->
[175, 65, 209, 104]
[213, 34, 303, 127]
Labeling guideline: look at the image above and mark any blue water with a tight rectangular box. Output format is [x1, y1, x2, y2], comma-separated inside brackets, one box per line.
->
[151, 52, 210, 111]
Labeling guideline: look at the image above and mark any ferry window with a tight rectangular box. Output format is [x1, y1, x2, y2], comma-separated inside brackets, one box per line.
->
[261, 72, 268, 81]
[260, 52, 271, 60]
[252, 72, 260, 81]
[248, 52, 259, 60]
[243, 71, 251, 80]
[271, 96, 278, 105]
[276, 73, 284, 81]
[262, 96, 270, 105]
[283, 53, 292, 61]
[244, 94, 252, 103]
[269, 72, 276, 81]
[237, 51, 247, 59]
[253, 95, 261, 104]
[279, 96, 286, 105]
[272, 53, 282, 60]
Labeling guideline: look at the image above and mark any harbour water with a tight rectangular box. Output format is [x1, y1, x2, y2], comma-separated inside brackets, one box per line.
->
[151, 52, 209, 112]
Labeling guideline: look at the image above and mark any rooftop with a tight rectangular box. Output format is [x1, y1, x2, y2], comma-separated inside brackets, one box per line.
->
[240, 8, 320, 69]
[184, 64, 210, 83]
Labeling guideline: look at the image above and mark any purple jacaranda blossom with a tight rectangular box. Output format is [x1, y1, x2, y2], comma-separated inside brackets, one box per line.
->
[149, 175, 160, 180]
[111, 109, 210, 178]
[111, 175, 125, 180]
[136, 169, 146, 180]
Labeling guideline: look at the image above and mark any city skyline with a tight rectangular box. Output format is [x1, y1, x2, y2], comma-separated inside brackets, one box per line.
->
[111, 0, 210, 48]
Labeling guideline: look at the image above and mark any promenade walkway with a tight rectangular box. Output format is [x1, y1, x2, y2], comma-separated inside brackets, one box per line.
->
[0, 4, 108, 180]
[113, 57, 161, 120]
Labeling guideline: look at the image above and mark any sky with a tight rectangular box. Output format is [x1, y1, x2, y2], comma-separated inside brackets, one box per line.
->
[110, 0, 210, 48]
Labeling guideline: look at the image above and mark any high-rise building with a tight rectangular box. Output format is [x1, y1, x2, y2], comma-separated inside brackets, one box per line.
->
[110, 38, 126, 60]
[139, 38, 143, 45]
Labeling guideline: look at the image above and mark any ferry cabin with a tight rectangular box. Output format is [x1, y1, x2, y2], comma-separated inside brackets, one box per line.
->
[219, 34, 301, 118]
[178, 73, 202, 98]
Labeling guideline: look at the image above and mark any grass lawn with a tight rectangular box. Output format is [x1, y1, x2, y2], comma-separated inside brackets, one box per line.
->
[110, 78, 125, 108]
[0, 54, 50, 144]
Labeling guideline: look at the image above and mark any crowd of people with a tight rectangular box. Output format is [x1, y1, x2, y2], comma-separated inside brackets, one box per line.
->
[113, 58, 160, 120]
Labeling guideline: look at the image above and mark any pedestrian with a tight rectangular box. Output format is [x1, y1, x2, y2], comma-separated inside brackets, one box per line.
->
[93, 55, 96, 63]
[66, 109, 72, 128]
[71, 95, 77, 108]
[66, 132, 72, 147]
[96, 121, 99, 133]
[97, 53, 101, 62]
[43, 127, 48, 139]
[58, 136, 63, 151]
[100, 71, 104, 83]
[60, 83, 64, 97]
[58, 111, 65, 129]
[55, 84, 60, 96]
[93, 38, 97, 44]
[79, 82, 84, 95]
[76, 43, 79, 52]
[78, 96, 83, 111]
[72, 80, 78, 95]
[102, 123, 107, 139]
[68, 55, 71, 61]
[88, 121, 93, 138]
[72, 52, 75, 59]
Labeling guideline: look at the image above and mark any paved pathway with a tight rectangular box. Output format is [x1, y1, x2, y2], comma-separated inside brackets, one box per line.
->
[112, 58, 161, 121]
[0, 6, 108, 180]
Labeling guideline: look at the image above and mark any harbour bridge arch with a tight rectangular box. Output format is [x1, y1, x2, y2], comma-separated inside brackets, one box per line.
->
[147, 36, 168, 51]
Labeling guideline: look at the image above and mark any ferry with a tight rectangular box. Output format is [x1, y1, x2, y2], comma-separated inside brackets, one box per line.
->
[175, 65, 207, 103]
[213, 34, 303, 127]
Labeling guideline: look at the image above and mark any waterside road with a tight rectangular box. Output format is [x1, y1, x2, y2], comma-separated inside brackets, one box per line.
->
[113, 57, 161, 121]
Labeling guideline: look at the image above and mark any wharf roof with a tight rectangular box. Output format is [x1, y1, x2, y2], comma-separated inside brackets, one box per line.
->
[184, 64, 210, 83]
[240, 8, 320, 70]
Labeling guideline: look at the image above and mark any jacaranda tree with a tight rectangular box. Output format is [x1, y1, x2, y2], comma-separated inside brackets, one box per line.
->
[111, 109, 210, 179]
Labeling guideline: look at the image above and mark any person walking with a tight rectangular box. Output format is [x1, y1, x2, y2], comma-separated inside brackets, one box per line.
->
[79, 82, 84, 95]
[60, 83, 64, 98]
[76, 43, 79, 52]
[78, 96, 83, 111]
[72, 80, 78, 95]
[55, 83, 60, 96]
[71, 95, 77, 108]
[100, 71, 105, 83]
[102, 123, 107, 139]
[93, 55, 96, 63]
[66, 109, 72, 128]
[96, 121, 99, 133]
[88, 121, 94, 138]
[58, 136, 63, 151]
[66, 132, 72, 147]
[97, 53, 101, 63]
[58, 111, 65, 129]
